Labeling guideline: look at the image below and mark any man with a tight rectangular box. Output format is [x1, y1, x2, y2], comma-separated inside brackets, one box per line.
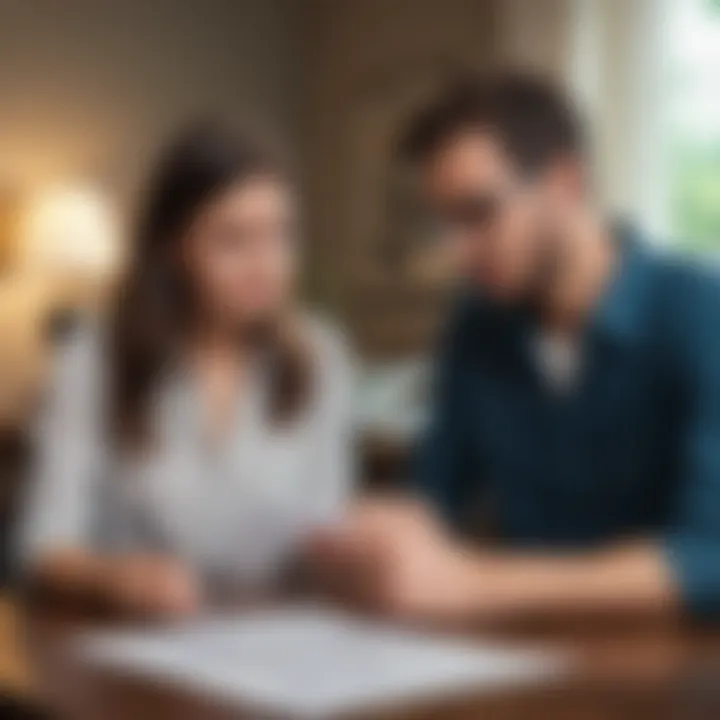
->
[309, 72, 720, 622]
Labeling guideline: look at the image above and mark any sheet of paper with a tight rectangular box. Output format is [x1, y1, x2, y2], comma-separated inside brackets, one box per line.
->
[78, 604, 567, 718]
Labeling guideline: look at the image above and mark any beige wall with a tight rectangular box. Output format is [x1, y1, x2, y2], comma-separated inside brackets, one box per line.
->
[0, 0, 293, 207]
[496, 0, 578, 79]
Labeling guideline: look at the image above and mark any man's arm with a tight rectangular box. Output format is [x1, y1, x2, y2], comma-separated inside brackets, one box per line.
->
[307, 500, 680, 622]
[655, 268, 720, 619]
[449, 542, 679, 620]
[309, 498, 680, 621]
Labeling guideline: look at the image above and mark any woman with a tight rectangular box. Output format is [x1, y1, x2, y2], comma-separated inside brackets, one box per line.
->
[18, 123, 354, 617]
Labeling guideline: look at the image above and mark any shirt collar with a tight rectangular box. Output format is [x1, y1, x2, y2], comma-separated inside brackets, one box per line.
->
[591, 223, 657, 346]
[462, 223, 658, 348]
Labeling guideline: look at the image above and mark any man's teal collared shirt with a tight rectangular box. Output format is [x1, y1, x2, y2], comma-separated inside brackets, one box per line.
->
[417, 229, 720, 617]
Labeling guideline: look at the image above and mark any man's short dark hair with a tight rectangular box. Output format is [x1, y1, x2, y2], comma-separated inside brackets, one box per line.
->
[399, 70, 586, 176]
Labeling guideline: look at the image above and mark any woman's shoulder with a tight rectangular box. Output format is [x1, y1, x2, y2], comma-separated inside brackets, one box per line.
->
[60, 317, 107, 358]
[50, 319, 109, 390]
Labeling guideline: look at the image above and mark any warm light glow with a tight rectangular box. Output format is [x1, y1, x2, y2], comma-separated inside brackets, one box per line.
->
[19, 185, 120, 277]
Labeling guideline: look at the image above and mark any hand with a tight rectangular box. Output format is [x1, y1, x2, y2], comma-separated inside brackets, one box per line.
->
[305, 497, 484, 621]
[105, 555, 200, 618]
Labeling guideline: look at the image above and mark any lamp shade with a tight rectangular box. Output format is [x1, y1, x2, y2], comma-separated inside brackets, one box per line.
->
[19, 185, 120, 278]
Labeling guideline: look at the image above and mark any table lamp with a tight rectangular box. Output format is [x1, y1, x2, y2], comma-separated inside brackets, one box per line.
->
[17, 184, 121, 310]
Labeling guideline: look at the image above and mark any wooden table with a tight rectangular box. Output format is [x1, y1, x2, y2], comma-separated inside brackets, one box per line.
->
[0, 596, 34, 699]
[18, 599, 720, 720]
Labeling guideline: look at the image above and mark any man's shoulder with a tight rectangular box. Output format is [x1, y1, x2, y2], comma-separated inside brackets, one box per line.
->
[646, 250, 720, 373]
[651, 250, 720, 327]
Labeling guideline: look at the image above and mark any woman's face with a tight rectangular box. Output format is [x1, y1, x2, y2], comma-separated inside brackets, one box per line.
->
[182, 174, 297, 330]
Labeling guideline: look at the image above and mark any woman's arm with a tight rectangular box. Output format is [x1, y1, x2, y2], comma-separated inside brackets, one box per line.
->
[18, 328, 105, 584]
[32, 549, 199, 617]
[17, 329, 198, 616]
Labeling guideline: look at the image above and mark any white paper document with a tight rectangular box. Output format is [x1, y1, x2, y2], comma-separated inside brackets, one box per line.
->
[79, 605, 566, 718]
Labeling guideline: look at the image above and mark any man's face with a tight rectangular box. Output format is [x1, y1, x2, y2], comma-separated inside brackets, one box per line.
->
[423, 130, 571, 303]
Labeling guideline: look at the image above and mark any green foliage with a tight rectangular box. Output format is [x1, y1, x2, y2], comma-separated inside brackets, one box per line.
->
[669, 139, 720, 251]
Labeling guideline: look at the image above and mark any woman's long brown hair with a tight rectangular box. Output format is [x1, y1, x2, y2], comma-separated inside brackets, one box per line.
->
[109, 123, 311, 450]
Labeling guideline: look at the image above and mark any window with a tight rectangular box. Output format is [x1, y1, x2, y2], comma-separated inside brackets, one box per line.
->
[666, 0, 720, 251]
